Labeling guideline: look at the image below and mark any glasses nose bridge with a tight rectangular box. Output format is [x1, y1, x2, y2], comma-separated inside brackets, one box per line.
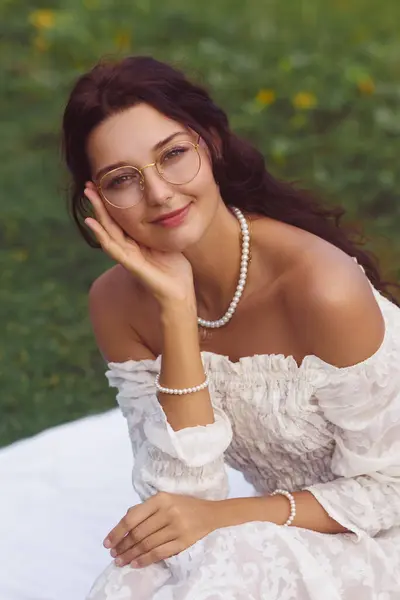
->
[139, 159, 168, 193]
[139, 160, 157, 177]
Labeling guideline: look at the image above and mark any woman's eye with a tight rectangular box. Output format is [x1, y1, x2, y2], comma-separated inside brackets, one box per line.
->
[109, 172, 138, 188]
[162, 146, 187, 162]
[113, 176, 129, 186]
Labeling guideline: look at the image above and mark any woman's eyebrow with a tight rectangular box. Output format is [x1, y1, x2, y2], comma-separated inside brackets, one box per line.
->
[152, 130, 187, 152]
[94, 130, 188, 181]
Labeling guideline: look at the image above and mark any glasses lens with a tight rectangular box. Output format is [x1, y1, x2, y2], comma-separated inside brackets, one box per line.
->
[100, 166, 142, 208]
[157, 142, 200, 185]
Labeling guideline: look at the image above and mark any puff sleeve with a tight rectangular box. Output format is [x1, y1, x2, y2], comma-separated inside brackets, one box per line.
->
[105, 356, 233, 502]
[305, 292, 400, 541]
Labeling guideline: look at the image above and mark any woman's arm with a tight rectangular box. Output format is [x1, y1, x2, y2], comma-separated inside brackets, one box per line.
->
[214, 491, 349, 534]
[272, 252, 400, 540]
[157, 298, 215, 430]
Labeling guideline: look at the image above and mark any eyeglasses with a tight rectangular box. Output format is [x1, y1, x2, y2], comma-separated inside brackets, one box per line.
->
[95, 137, 201, 209]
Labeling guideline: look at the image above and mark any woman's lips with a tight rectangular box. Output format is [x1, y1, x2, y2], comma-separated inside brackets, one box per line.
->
[152, 204, 191, 228]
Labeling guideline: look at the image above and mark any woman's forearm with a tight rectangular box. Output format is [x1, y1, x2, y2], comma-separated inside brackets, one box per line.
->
[157, 299, 215, 431]
[214, 491, 349, 535]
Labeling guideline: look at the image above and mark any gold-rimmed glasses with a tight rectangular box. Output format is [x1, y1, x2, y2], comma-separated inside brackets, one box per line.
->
[95, 137, 201, 209]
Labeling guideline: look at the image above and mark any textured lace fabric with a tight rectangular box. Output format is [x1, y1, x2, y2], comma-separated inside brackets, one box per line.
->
[87, 268, 400, 599]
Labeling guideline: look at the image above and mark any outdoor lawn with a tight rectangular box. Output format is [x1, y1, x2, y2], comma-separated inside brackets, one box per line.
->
[1, 0, 399, 446]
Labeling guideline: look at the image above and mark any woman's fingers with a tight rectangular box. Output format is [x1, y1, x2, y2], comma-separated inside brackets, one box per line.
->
[83, 183, 144, 271]
[115, 528, 178, 567]
[84, 184, 126, 245]
[131, 540, 182, 568]
[112, 511, 170, 557]
[85, 218, 130, 266]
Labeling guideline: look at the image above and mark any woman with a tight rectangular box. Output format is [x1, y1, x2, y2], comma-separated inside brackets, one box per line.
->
[62, 56, 400, 599]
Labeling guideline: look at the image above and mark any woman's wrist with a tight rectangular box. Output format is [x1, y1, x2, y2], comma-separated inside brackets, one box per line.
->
[212, 497, 269, 529]
[156, 294, 214, 430]
[213, 492, 349, 535]
[160, 297, 198, 326]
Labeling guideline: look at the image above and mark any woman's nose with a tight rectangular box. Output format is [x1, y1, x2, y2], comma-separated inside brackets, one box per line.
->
[142, 166, 174, 205]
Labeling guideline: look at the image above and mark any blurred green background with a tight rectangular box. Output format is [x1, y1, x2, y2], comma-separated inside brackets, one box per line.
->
[1, 0, 399, 447]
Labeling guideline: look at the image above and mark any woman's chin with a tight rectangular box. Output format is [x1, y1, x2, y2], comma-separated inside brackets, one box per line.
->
[156, 234, 200, 253]
[150, 223, 205, 253]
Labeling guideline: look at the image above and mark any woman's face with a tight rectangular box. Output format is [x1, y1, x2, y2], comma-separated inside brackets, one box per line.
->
[86, 103, 222, 252]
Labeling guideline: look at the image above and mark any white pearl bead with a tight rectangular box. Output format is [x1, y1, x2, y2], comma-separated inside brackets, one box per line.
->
[197, 207, 250, 329]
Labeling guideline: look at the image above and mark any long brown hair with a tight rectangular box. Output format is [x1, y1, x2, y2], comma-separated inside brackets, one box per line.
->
[61, 55, 399, 304]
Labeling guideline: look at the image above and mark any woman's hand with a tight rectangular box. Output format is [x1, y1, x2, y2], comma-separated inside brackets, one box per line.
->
[84, 184, 196, 306]
[103, 492, 221, 569]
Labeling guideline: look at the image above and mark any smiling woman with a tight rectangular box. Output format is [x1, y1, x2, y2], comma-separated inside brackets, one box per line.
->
[61, 56, 400, 599]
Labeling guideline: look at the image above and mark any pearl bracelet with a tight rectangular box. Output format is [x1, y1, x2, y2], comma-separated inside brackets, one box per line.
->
[155, 373, 209, 395]
[271, 489, 296, 527]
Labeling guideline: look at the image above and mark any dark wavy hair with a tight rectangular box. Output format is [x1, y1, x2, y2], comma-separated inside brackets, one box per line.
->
[62, 55, 399, 304]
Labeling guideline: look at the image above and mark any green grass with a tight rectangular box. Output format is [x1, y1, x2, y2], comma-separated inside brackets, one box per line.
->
[1, 0, 399, 446]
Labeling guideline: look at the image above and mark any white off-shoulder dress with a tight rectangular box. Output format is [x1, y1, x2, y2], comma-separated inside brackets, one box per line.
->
[87, 265, 400, 600]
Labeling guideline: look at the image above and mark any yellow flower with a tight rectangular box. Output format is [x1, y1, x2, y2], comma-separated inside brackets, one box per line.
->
[292, 91, 317, 110]
[357, 77, 375, 95]
[29, 9, 56, 30]
[114, 30, 132, 51]
[255, 89, 276, 106]
[33, 35, 50, 53]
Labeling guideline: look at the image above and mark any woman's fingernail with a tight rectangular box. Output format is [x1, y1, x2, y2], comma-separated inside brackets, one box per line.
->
[110, 549, 117, 558]
[115, 558, 123, 566]
[103, 538, 111, 549]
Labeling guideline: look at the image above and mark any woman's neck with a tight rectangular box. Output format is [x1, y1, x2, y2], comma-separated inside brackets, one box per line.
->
[184, 203, 246, 320]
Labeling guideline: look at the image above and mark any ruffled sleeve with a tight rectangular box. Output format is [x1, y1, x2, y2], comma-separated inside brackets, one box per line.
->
[305, 290, 400, 541]
[105, 356, 233, 502]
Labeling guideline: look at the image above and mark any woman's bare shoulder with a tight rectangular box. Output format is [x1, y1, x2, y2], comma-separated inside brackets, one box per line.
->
[282, 243, 385, 367]
[88, 265, 156, 363]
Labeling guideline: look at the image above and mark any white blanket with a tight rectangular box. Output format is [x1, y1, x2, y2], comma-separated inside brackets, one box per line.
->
[0, 410, 255, 600]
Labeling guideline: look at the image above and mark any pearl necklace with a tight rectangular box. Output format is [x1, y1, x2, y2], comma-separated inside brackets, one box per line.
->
[197, 207, 250, 329]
